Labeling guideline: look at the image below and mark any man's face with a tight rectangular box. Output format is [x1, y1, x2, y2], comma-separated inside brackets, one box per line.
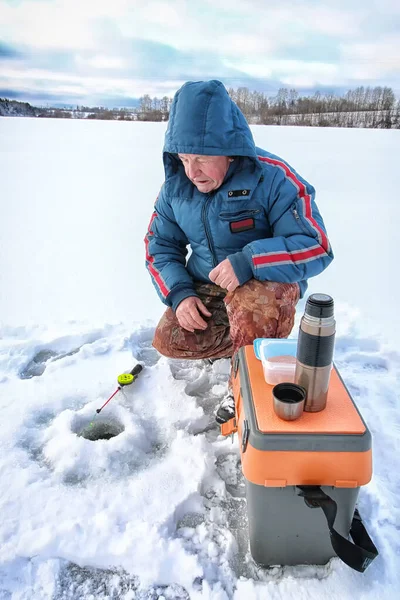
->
[178, 154, 231, 193]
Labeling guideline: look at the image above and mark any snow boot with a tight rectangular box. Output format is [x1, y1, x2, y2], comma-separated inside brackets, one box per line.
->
[215, 392, 235, 424]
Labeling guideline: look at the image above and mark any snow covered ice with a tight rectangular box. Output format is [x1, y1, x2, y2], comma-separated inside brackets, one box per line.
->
[0, 118, 399, 599]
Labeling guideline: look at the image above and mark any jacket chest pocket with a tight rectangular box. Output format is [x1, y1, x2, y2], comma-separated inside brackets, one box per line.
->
[219, 209, 261, 233]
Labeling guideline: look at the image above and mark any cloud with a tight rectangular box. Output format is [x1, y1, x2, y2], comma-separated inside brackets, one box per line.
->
[341, 35, 400, 79]
[228, 58, 339, 85]
[0, 87, 21, 98]
[0, 40, 22, 58]
[0, 0, 399, 104]
[79, 56, 127, 70]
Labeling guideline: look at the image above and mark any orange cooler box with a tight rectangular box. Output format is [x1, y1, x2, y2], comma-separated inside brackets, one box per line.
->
[224, 345, 377, 570]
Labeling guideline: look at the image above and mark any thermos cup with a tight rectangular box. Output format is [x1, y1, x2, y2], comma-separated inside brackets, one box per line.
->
[295, 293, 336, 412]
[272, 383, 306, 421]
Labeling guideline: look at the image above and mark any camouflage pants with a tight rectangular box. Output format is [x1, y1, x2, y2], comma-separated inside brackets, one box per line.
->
[152, 279, 300, 360]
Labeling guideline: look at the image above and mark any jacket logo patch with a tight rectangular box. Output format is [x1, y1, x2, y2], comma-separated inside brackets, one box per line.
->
[229, 218, 255, 233]
[228, 189, 250, 197]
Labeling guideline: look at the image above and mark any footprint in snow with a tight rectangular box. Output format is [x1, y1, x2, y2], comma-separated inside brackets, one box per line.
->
[55, 562, 190, 600]
[335, 335, 380, 354]
[18, 330, 112, 380]
[168, 358, 231, 434]
[125, 327, 162, 368]
[343, 352, 389, 371]
[334, 333, 393, 373]
[19, 347, 80, 379]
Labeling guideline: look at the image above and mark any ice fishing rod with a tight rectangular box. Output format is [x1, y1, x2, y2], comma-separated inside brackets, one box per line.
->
[79, 364, 144, 437]
[96, 363, 144, 414]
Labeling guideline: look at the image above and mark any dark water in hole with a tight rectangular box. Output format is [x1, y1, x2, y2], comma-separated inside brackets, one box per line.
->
[79, 421, 124, 442]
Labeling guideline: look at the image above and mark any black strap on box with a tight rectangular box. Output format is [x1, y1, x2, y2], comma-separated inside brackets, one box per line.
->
[297, 486, 378, 573]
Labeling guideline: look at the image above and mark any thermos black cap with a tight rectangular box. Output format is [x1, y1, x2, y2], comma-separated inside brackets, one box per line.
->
[305, 293, 334, 318]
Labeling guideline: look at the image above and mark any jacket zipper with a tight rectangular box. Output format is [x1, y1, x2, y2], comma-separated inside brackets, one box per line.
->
[292, 204, 300, 220]
[202, 194, 218, 267]
[292, 203, 314, 236]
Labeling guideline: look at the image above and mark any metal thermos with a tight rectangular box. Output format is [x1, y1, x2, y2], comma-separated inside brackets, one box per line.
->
[295, 294, 336, 412]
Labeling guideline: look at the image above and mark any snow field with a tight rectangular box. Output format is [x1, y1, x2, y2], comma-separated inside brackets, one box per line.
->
[0, 299, 399, 598]
[0, 119, 399, 598]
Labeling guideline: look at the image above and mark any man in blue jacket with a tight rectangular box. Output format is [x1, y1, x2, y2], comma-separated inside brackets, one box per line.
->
[145, 80, 333, 423]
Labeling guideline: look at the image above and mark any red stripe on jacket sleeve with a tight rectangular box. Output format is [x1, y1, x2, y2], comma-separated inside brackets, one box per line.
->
[144, 211, 170, 299]
[258, 155, 330, 253]
[253, 244, 326, 268]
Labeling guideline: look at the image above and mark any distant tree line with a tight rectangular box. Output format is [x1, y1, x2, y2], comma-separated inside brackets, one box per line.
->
[43, 106, 139, 120]
[134, 85, 400, 128]
[136, 95, 172, 121]
[1, 85, 399, 128]
[0, 98, 38, 117]
[227, 85, 400, 128]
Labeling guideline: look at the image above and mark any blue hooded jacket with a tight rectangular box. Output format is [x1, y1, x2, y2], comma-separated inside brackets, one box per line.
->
[145, 80, 333, 311]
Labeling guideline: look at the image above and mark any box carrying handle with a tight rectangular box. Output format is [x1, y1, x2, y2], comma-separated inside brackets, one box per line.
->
[297, 486, 378, 572]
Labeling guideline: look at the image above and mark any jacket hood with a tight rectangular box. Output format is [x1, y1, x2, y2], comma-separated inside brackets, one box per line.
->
[163, 80, 258, 178]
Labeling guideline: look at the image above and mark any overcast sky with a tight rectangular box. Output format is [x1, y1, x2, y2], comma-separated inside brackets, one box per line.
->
[1, 0, 399, 107]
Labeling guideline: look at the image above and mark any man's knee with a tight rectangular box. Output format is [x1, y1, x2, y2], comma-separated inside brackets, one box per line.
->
[225, 280, 300, 348]
[152, 308, 200, 358]
[152, 307, 232, 360]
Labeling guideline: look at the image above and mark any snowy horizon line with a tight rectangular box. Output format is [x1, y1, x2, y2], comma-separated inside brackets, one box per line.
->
[2, 81, 400, 111]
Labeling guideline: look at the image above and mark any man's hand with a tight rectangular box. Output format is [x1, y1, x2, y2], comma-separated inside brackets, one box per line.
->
[209, 259, 240, 292]
[176, 296, 212, 332]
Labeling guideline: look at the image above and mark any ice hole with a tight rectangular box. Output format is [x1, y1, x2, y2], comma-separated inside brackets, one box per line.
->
[77, 418, 125, 441]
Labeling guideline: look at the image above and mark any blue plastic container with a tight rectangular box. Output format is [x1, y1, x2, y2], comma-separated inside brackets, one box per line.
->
[253, 338, 298, 385]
